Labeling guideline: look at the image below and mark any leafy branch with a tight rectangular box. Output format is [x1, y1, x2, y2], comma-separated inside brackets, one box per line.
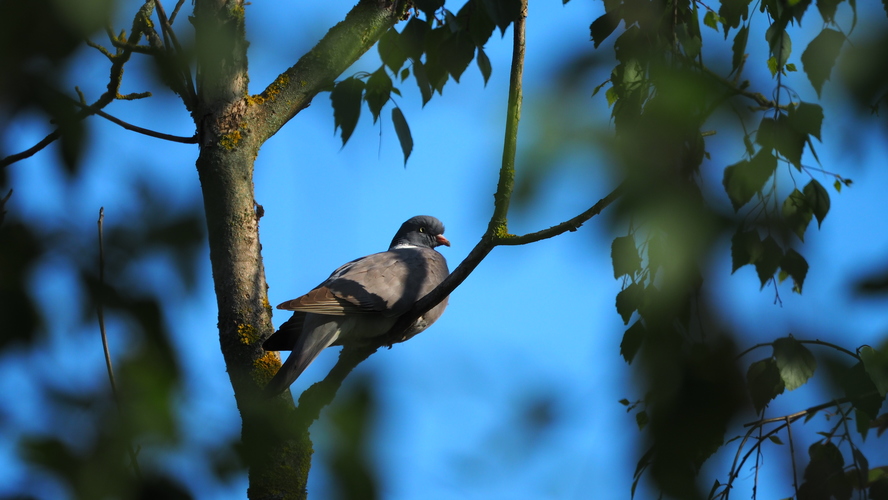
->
[291, 0, 625, 425]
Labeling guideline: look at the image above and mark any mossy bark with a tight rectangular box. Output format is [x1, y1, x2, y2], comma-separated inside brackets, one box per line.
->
[191, 0, 408, 497]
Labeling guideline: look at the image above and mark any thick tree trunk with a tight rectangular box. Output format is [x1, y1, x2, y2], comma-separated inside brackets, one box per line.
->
[191, 1, 408, 497]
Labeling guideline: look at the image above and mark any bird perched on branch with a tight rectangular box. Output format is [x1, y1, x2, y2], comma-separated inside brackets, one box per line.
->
[263, 215, 450, 396]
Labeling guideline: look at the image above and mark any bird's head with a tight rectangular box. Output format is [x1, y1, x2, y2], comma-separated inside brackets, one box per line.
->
[389, 215, 450, 250]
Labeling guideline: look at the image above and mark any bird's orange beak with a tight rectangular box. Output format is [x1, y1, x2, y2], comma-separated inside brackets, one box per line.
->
[436, 235, 451, 247]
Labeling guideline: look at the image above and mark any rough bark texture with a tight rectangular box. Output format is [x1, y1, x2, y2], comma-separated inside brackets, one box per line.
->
[191, 0, 408, 497]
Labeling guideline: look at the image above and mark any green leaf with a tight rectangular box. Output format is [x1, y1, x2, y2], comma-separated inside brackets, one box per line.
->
[747, 358, 785, 413]
[803, 179, 830, 228]
[378, 28, 407, 73]
[330, 77, 365, 146]
[767, 56, 778, 77]
[859, 346, 888, 397]
[765, 24, 792, 70]
[460, 0, 497, 47]
[834, 179, 842, 192]
[364, 67, 392, 123]
[616, 282, 644, 325]
[476, 46, 492, 85]
[755, 236, 784, 286]
[769, 435, 785, 445]
[802, 28, 845, 97]
[782, 188, 813, 241]
[731, 25, 749, 74]
[391, 107, 413, 165]
[612, 235, 641, 279]
[703, 10, 721, 31]
[785, 62, 797, 71]
[731, 229, 762, 273]
[780, 249, 809, 292]
[677, 24, 702, 58]
[723, 150, 777, 211]
[400, 67, 410, 81]
[590, 10, 621, 48]
[605, 86, 618, 107]
[620, 320, 646, 364]
[773, 336, 817, 391]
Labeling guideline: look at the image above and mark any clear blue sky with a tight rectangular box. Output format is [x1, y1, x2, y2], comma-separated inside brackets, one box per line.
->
[2, 1, 887, 499]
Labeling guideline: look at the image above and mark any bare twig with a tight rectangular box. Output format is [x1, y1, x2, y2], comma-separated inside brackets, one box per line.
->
[737, 338, 860, 360]
[0, 131, 61, 168]
[169, 0, 187, 25]
[786, 416, 799, 498]
[70, 99, 198, 143]
[97, 208, 142, 479]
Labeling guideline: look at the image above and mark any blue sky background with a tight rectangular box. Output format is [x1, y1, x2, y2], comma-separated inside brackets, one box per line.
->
[2, 0, 888, 498]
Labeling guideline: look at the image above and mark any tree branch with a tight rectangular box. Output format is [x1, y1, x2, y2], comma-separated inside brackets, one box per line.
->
[72, 99, 198, 143]
[249, 0, 410, 144]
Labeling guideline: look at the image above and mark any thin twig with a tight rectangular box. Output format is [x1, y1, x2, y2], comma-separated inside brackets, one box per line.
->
[0, 131, 61, 168]
[786, 416, 799, 498]
[97, 208, 143, 479]
[169, 0, 187, 25]
[71, 100, 198, 143]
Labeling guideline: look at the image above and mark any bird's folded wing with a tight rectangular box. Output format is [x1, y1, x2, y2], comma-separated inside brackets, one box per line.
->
[276, 248, 447, 317]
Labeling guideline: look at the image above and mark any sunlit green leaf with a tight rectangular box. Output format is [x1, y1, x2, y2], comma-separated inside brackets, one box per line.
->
[773, 336, 816, 391]
[765, 24, 792, 70]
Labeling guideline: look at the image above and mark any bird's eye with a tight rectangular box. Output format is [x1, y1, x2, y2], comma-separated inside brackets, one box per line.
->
[419, 227, 425, 233]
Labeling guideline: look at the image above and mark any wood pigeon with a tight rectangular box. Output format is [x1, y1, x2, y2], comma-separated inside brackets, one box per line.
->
[263, 215, 450, 396]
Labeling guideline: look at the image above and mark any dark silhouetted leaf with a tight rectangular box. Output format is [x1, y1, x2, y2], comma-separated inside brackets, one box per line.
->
[773, 337, 816, 391]
[476, 46, 492, 85]
[440, 32, 475, 82]
[391, 107, 413, 165]
[802, 28, 845, 96]
[330, 77, 365, 146]
[459, 0, 497, 47]
[754, 236, 783, 287]
[860, 346, 888, 397]
[720, 0, 752, 33]
[378, 28, 407, 73]
[414, 0, 444, 18]
[812, 0, 842, 23]
[635, 410, 649, 430]
[789, 101, 824, 141]
[731, 229, 762, 273]
[747, 357, 785, 413]
[364, 67, 392, 123]
[590, 10, 621, 48]
[412, 61, 433, 105]
[757, 114, 805, 169]
[481, 0, 522, 35]
[782, 188, 813, 241]
[616, 282, 644, 325]
[723, 150, 777, 210]
[621, 319, 646, 364]
[840, 362, 883, 425]
[780, 249, 809, 292]
[799, 442, 851, 500]
[803, 179, 830, 228]
[401, 17, 430, 62]
[612, 235, 641, 279]
[731, 25, 749, 74]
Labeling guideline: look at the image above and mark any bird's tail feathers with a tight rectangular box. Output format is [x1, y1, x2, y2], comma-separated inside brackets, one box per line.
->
[263, 319, 341, 398]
